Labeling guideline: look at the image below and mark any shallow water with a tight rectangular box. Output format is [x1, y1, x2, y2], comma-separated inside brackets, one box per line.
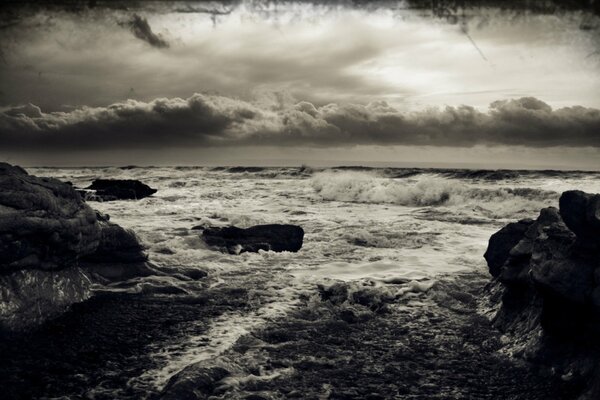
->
[24, 165, 600, 397]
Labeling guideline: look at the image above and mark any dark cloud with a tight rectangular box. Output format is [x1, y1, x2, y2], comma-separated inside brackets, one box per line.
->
[125, 14, 169, 48]
[1, 94, 599, 150]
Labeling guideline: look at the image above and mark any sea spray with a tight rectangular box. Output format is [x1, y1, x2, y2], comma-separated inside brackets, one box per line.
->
[310, 170, 559, 219]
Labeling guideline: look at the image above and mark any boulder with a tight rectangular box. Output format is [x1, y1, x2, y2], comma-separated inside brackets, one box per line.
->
[84, 222, 147, 264]
[559, 190, 600, 249]
[202, 224, 304, 254]
[83, 179, 157, 201]
[485, 190, 600, 400]
[0, 162, 100, 273]
[0, 163, 151, 332]
[529, 218, 594, 304]
[483, 218, 533, 277]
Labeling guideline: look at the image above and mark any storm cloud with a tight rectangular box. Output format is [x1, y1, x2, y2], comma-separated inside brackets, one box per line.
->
[125, 14, 169, 48]
[1, 94, 598, 150]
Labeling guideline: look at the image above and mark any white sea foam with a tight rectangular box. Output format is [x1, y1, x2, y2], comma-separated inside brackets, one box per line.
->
[310, 170, 558, 219]
[129, 296, 302, 392]
[28, 166, 600, 394]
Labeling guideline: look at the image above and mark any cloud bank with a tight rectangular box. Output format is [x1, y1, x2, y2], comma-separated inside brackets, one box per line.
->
[1, 94, 599, 150]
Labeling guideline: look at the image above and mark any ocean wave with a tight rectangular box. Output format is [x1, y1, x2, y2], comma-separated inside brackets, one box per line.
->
[310, 171, 558, 209]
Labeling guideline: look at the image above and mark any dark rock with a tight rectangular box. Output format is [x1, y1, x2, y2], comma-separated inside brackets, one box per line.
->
[160, 364, 230, 400]
[559, 190, 600, 249]
[530, 219, 594, 304]
[0, 163, 152, 332]
[0, 268, 91, 332]
[485, 190, 600, 400]
[587, 195, 600, 229]
[483, 218, 533, 277]
[559, 190, 591, 237]
[0, 163, 101, 273]
[499, 208, 563, 286]
[180, 268, 208, 280]
[202, 224, 304, 254]
[84, 222, 147, 264]
[318, 282, 349, 305]
[84, 179, 157, 201]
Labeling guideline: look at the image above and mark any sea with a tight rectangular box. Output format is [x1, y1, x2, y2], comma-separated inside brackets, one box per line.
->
[25, 165, 600, 398]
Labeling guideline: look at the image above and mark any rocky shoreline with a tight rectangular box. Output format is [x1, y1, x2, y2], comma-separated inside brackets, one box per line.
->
[1, 163, 599, 399]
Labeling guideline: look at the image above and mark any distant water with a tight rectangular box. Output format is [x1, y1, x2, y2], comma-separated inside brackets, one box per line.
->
[29, 166, 600, 394]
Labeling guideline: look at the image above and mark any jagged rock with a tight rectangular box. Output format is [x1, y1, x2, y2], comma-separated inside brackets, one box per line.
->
[83, 179, 157, 201]
[484, 218, 533, 277]
[559, 190, 600, 249]
[485, 190, 600, 400]
[530, 218, 594, 304]
[0, 163, 151, 332]
[202, 224, 304, 254]
[499, 208, 565, 286]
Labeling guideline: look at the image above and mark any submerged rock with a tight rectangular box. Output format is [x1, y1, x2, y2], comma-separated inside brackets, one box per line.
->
[160, 364, 230, 400]
[0, 163, 151, 332]
[484, 190, 600, 399]
[83, 179, 157, 201]
[202, 224, 304, 254]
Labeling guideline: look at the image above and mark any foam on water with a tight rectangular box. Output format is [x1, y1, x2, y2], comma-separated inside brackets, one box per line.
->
[311, 170, 559, 220]
[28, 166, 600, 394]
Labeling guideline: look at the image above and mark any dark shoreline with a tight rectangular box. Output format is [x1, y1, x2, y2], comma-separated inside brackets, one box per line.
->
[0, 272, 583, 400]
[0, 287, 250, 400]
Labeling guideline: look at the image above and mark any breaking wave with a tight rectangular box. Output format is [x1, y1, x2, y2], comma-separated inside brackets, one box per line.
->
[310, 171, 558, 209]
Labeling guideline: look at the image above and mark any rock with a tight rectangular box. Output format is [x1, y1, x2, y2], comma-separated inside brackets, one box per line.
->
[499, 208, 563, 286]
[485, 190, 600, 400]
[587, 195, 600, 229]
[0, 163, 152, 332]
[83, 222, 147, 264]
[202, 224, 304, 254]
[318, 282, 349, 305]
[0, 268, 91, 332]
[0, 162, 101, 273]
[483, 218, 533, 277]
[529, 218, 594, 304]
[160, 364, 230, 400]
[559, 190, 600, 249]
[559, 190, 591, 237]
[84, 179, 157, 201]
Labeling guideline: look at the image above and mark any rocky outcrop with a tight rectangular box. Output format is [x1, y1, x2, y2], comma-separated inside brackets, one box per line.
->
[484, 218, 534, 278]
[202, 224, 304, 254]
[485, 190, 600, 399]
[0, 163, 151, 332]
[81, 179, 157, 201]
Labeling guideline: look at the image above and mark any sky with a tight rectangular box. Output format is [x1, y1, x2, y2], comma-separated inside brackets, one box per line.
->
[0, 1, 599, 169]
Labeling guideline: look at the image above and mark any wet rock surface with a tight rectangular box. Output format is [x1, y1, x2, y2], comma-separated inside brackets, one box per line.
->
[0, 286, 248, 400]
[202, 224, 304, 254]
[0, 163, 152, 331]
[82, 179, 157, 201]
[485, 190, 600, 399]
[0, 162, 100, 273]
